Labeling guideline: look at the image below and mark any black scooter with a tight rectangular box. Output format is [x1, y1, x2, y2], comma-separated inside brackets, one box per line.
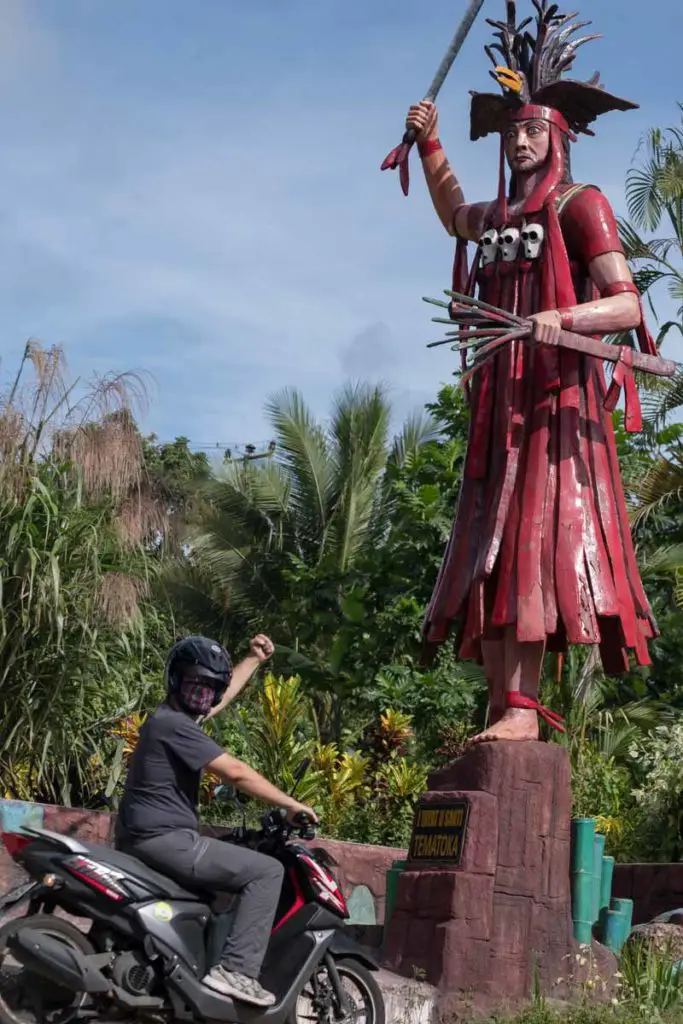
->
[0, 785, 385, 1024]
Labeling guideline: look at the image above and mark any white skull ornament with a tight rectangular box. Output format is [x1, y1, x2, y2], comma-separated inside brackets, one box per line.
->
[521, 222, 545, 260]
[498, 226, 521, 262]
[479, 228, 499, 267]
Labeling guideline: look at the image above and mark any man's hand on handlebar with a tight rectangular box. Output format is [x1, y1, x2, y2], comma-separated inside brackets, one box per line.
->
[284, 800, 319, 825]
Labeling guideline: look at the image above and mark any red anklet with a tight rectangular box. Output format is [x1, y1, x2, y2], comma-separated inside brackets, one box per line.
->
[505, 692, 566, 733]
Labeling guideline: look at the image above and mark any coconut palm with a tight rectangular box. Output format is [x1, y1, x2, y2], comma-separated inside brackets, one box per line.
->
[613, 110, 683, 597]
[618, 105, 683, 349]
[164, 383, 438, 739]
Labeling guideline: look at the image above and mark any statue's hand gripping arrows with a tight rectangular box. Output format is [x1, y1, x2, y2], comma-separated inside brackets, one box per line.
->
[424, 291, 677, 434]
[380, 0, 486, 196]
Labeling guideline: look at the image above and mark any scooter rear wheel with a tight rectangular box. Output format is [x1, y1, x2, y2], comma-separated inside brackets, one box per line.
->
[0, 915, 94, 1024]
[291, 956, 385, 1024]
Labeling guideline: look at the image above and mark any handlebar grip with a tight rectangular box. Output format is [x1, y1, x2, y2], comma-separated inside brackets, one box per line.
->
[291, 812, 318, 840]
[291, 811, 312, 828]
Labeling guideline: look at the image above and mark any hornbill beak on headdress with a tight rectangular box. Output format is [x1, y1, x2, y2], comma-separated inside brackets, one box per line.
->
[491, 66, 526, 96]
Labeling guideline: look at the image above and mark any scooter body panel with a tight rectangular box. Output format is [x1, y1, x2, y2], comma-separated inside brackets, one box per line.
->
[136, 900, 211, 976]
[164, 929, 335, 1024]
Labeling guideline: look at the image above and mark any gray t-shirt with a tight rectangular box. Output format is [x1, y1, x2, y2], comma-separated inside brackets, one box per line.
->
[117, 703, 223, 841]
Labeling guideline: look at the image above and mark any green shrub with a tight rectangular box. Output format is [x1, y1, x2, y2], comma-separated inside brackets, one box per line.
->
[627, 723, 683, 861]
[620, 936, 683, 1015]
[485, 1008, 683, 1023]
[334, 797, 415, 848]
[570, 742, 641, 861]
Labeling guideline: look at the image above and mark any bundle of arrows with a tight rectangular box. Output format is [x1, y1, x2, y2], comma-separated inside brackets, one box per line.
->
[424, 291, 676, 388]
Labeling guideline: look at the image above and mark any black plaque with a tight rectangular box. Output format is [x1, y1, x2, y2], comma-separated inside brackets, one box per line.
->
[408, 799, 470, 864]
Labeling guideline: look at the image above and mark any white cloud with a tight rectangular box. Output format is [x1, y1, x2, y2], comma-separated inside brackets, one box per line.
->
[0, 0, 55, 79]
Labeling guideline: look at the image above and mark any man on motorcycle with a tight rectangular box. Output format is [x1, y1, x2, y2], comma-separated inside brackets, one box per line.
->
[115, 634, 318, 1009]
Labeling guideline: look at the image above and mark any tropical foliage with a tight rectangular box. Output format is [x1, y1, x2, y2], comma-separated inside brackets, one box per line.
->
[619, 105, 683, 341]
[163, 382, 441, 742]
[0, 343, 174, 806]
[619, 107, 683, 577]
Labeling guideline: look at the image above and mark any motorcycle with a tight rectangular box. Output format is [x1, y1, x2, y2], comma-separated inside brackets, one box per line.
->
[0, 780, 385, 1024]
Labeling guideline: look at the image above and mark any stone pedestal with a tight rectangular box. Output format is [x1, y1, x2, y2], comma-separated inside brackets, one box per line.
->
[384, 741, 576, 1001]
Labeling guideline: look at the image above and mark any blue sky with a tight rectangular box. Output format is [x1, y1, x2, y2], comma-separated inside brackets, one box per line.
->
[0, 0, 680, 451]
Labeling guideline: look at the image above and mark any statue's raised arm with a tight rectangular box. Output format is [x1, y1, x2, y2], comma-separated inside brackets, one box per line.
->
[404, 100, 490, 242]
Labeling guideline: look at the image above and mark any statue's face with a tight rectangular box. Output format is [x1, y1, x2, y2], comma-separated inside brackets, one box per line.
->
[504, 119, 551, 173]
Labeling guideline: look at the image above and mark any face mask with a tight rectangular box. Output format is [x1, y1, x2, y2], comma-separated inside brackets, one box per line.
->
[179, 681, 215, 716]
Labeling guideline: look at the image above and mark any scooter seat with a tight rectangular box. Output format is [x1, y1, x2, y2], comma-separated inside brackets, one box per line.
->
[78, 842, 212, 902]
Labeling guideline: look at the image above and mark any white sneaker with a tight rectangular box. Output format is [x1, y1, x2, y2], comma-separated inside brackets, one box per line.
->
[202, 966, 276, 1007]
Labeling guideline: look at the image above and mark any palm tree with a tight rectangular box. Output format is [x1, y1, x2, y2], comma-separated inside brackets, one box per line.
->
[618, 105, 683, 349]
[165, 383, 438, 740]
[615, 109, 683, 599]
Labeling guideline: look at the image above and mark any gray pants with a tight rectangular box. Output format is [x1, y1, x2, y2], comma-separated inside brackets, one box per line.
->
[118, 829, 284, 978]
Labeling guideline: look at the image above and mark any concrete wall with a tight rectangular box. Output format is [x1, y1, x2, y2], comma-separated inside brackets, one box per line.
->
[613, 863, 683, 925]
[3, 799, 682, 930]
[0, 800, 405, 928]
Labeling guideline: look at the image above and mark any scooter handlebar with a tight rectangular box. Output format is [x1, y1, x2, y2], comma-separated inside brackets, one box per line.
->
[218, 809, 319, 847]
[289, 811, 317, 840]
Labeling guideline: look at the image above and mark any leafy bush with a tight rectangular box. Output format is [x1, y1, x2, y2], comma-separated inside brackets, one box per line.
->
[0, 343, 172, 807]
[333, 798, 415, 848]
[196, 671, 424, 846]
[627, 723, 683, 861]
[570, 742, 640, 861]
[364, 647, 486, 759]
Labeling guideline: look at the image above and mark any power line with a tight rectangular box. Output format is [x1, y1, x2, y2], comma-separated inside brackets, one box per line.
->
[153, 439, 274, 451]
[151, 439, 278, 462]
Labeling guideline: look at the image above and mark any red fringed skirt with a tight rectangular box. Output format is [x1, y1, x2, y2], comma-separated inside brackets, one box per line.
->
[423, 260, 658, 675]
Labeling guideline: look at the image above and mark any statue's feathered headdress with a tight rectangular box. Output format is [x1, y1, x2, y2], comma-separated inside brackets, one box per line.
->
[469, 0, 638, 140]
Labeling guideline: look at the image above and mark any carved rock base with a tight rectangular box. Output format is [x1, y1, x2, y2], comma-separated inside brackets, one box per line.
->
[384, 741, 605, 1001]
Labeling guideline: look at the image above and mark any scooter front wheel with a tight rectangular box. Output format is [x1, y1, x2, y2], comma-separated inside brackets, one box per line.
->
[291, 956, 385, 1024]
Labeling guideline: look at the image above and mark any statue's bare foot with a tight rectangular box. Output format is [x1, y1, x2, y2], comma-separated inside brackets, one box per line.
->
[469, 708, 539, 744]
[489, 703, 505, 725]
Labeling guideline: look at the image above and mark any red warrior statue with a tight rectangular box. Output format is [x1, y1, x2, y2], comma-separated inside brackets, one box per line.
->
[406, 2, 660, 742]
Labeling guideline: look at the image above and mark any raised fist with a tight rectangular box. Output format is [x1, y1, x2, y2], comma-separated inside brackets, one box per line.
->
[405, 100, 439, 141]
[249, 634, 274, 662]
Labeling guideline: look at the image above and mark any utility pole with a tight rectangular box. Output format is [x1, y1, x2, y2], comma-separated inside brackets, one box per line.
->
[223, 440, 276, 465]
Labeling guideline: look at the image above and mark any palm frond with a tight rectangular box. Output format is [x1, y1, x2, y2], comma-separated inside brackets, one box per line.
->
[655, 320, 683, 348]
[618, 218, 659, 261]
[328, 384, 392, 572]
[626, 161, 667, 232]
[389, 412, 441, 470]
[628, 453, 683, 527]
[639, 368, 683, 426]
[637, 543, 683, 576]
[265, 388, 334, 547]
[626, 120, 683, 233]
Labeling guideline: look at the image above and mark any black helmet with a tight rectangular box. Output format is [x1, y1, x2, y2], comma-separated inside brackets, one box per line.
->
[165, 635, 233, 708]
